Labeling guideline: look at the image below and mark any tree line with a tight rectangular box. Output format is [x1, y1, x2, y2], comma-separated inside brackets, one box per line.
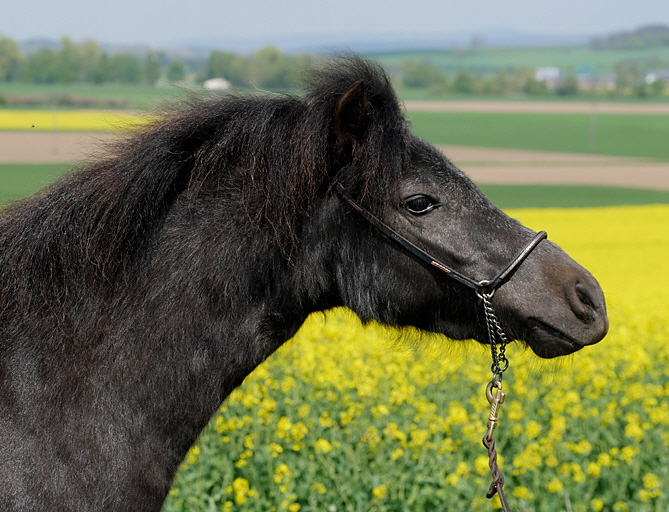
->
[0, 34, 666, 99]
[0, 35, 316, 89]
[0, 36, 571, 96]
[398, 59, 558, 96]
[0, 36, 183, 85]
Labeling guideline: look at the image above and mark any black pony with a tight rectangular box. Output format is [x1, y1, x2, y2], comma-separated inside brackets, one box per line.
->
[0, 57, 607, 510]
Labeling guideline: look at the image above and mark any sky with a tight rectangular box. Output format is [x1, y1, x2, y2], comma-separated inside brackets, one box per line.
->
[3, 0, 669, 49]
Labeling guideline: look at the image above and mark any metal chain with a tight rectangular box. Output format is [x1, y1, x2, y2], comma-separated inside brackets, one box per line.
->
[479, 289, 509, 379]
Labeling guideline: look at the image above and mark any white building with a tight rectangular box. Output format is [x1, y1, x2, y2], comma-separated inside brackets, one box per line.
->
[204, 78, 232, 91]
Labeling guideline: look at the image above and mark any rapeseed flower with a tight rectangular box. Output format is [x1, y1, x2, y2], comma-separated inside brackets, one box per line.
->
[231, 477, 257, 505]
[590, 498, 604, 511]
[313, 439, 332, 453]
[512, 486, 534, 500]
[586, 462, 601, 478]
[371, 484, 388, 500]
[0, 110, 150, 131]
[546, 477, 564, 493]
[639, 472, 662, 501]
[524, 420, 542, 440]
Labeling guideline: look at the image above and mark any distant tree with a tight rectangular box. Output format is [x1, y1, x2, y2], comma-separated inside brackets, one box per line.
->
[470, 35, 485, 49]
[281, 53, 316, 89]
[614, 61, 644, 95]
[79, 40, 102, 83]
[55, 37, 84, 83]
[481, 70, 507, 95]
[400, 59, 447, 90]
[206, 50, 250, 85]
[649, 77, 665, 97]
[590, 24, 669, 50]
[20, 37, 105, 84]
[144, 52, 162, 85]
[207, 50, 236, 79]
[249, 46, 290, 89]
[556, 72, 579, 96]
[21, 48, 59, 83]
[523, 77, 550, 96]
[167, 60, 186, 82]
[109, 54, 142, 83]
[0, 36, 24, 81]
[89, 54, 111, 84]
[453, 69, 477, 94]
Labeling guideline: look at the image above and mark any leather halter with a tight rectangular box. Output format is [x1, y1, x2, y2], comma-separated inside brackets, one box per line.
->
[334, 182, 547, 296]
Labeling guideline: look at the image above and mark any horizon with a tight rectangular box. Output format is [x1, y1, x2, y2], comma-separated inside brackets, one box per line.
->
[7, 24, 669, 57]
[3, 0, 669, 51]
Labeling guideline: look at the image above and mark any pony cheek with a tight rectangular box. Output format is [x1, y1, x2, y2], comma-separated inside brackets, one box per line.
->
[391, 278, 482, 342]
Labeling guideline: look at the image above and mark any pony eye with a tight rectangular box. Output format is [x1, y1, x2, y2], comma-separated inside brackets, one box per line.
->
[403, 195, 439, 215]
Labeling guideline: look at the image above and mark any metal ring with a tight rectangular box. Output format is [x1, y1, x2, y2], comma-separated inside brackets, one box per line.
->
[490, 358, 509, 376]
[477, 280, 494, 300]
[476, 279, 495, 300]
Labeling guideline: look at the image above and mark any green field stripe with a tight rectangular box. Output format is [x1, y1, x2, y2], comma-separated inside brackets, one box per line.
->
[408, 111, 669, 160]
[0, 163, 73, 205]
[480, 184, 669, 209]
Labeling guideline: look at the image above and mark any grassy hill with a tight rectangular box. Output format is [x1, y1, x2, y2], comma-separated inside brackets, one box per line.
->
[369, 45, 669, 76]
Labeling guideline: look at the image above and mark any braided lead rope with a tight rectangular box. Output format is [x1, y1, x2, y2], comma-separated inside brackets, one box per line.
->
[482, 435, 512, 511]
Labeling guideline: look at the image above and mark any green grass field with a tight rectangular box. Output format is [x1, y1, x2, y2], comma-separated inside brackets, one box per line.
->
[407, 111, 669, 159]
[0, 164, 73, 205]
[479, 184, 669, 208]
[3, 108, 669, 161]
[2, 101, 667, 208]
[0, 82, 197, 110]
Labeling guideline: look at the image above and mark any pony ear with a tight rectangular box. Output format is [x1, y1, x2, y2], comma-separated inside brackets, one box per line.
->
[333, 79, 373, 162]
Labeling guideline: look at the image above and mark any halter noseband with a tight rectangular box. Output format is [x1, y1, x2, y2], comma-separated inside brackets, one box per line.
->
[333, 182, 547, 296]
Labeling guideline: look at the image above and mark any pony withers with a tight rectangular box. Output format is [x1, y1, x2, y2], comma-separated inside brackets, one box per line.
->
[0, 57, 607, 510]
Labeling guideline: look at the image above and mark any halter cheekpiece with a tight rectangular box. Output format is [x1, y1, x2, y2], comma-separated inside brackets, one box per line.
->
[333, 182, 547, 296]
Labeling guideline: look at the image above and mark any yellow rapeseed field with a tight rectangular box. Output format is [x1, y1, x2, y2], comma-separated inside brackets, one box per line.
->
[164, 205, 669, 512]
[0, 110, 149, 131]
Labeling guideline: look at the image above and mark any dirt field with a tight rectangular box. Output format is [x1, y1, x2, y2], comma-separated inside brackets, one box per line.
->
[0, 132, 118, 164]
[439, 145, 669, 190]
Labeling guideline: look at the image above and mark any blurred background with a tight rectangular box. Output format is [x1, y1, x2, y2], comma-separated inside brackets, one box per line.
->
[2, 0, 669, 102]
[1, 0, 668, 205]
[1, 2, 668, 511]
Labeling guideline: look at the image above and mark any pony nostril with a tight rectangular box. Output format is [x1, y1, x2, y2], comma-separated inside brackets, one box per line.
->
[576, 282, 596, 309]
[572, 281, 600, 323]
